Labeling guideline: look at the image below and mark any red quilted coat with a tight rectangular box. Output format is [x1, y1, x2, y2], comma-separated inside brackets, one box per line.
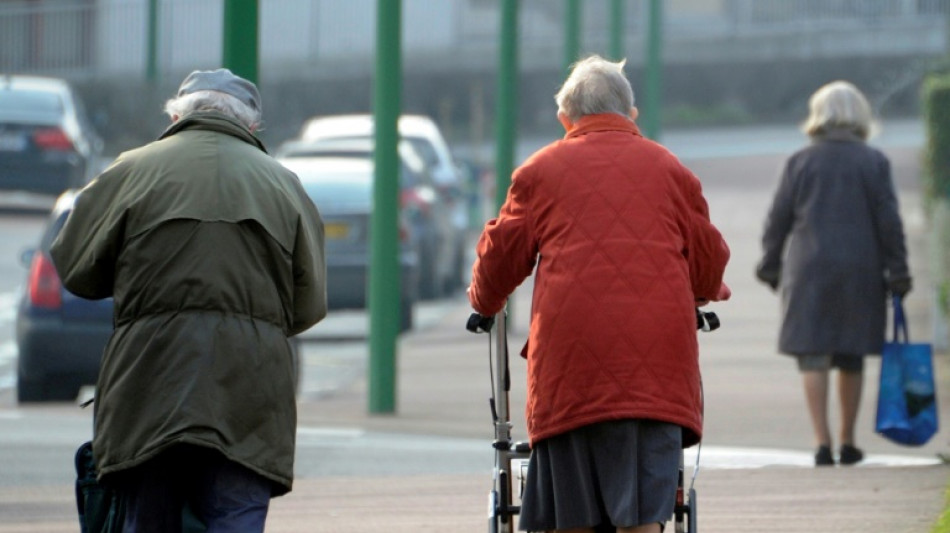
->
[468, 114, 729, 447]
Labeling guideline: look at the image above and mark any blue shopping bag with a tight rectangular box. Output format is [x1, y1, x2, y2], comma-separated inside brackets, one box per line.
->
[875, 296, 939, 446]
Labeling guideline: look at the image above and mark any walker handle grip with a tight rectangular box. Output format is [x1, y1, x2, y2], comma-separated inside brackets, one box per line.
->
[696, 309, 720, 332]
[466, 313, 495, 333]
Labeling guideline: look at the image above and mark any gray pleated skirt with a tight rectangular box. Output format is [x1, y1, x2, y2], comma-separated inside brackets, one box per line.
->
[518, 419, 681, 532]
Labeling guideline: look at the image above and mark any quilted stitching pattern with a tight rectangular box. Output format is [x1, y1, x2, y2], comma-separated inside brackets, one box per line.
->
[470, 114, 728, 447]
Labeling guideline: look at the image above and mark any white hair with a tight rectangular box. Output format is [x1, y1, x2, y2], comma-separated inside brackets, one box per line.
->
[164, 90, 261, 129]
[555, 55, 635, 122]
[801, 80, 877, 140]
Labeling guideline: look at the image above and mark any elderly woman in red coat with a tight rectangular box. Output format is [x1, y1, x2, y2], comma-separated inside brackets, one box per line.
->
[468, 55, 730, 533]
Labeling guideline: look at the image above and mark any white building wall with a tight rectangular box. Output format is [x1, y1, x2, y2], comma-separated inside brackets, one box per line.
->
[3, 0, 948, 77]
[95, 1, 145, 73]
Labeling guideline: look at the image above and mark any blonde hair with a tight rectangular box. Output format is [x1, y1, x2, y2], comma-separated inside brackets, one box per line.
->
[801, 81, 877, 140]
[555, 55, 635, 122]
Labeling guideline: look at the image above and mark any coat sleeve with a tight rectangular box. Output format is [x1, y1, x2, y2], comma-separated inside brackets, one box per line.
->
[49, 165, 127, 300]
[866, 154, 910, 285]
[288, 195, 327, 335]
[468, 165, 538, 316]
[682, 168, 730, 302]
[756, 158, 796, 288]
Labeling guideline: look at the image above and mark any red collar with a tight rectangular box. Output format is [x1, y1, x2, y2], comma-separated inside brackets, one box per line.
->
[565, 113, 641, 139]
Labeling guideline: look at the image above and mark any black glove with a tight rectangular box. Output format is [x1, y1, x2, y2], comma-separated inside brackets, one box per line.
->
[755, 270, 779, 292]
[888, 277, 912, 299]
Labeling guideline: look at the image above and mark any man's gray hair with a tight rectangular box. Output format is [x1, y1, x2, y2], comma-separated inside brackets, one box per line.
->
[164, 90, 261, 129]
[555, 55, 635, 123]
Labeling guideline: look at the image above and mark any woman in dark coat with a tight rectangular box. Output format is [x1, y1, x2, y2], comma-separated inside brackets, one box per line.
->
[756, 80, 911, 467]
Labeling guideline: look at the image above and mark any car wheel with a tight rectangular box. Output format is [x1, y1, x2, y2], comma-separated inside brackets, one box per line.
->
[400, 295, 414, 333]
[417, 238, 440, 300]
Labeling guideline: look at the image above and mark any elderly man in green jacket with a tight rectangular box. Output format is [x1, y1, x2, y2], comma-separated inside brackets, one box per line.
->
[50, 69, 327, 532]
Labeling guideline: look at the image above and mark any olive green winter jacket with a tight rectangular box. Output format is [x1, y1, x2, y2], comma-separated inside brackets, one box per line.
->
[50, 112, 327, 495]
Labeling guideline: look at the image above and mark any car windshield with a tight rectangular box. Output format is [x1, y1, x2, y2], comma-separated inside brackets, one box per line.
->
[0, 90, 63, 116]
[404, 137, 440, 168]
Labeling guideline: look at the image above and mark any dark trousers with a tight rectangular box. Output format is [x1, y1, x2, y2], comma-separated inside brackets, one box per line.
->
[116, 445, 272, 533]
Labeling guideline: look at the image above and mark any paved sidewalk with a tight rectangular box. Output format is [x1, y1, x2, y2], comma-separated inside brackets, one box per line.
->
[264, 466, 947, 532]
[281, 144, 949, 532]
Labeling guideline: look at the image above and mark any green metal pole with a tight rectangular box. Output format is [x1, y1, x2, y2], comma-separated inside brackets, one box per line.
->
[369, 0, 402, 414]
[609, 0, 624, 61]
[496, 0, 518, 214]
[145, 0, 159, 83]
[563, 0, 581, 76]
[642, 0, 663, 140]
[222, 0, 259, 84]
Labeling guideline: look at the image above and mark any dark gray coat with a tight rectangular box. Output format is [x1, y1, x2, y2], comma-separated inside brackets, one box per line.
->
[756, 129, 910, 357]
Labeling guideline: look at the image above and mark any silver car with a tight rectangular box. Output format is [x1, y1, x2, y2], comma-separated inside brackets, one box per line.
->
[279, 156, 417, 332]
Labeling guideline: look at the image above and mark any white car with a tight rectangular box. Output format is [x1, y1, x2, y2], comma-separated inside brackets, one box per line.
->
[296, 114, 469, 295]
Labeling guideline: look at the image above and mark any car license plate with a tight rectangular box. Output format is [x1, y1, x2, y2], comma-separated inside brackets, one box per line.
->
[325, 222, 349, 239]
[0, 132, 27, 152]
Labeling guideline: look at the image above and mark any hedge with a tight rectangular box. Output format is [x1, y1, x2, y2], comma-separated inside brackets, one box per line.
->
[923, 73, 950, 200]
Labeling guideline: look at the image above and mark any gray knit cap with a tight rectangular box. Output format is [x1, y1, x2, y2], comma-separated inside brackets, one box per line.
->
[177, 68, 261, 113]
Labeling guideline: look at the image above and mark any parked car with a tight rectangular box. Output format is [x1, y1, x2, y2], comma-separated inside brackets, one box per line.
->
[295, 114, 468, 293]
[278, 156, 417, 331]
[15, 191, 110, 402]
[0, 75, 103, 196]
[277, 136, 454, 299]
[15, 190, 302, 403]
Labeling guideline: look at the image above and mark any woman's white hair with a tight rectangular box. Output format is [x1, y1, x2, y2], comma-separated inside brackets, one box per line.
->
[801, 80, 877, 140]
[555, 55, 635, 122]
[164, 90, 261, 129]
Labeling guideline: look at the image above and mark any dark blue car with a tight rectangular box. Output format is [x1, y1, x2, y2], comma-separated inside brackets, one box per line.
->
[15, 190, 111, 402]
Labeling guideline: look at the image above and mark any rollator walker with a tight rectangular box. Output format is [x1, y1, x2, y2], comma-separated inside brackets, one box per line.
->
[467, 307, 719, 533]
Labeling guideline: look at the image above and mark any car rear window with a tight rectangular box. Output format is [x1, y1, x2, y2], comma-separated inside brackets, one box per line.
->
[404, 137, 440, 168]
[0, 90, 64, 116]
[301, 178, 372, 211]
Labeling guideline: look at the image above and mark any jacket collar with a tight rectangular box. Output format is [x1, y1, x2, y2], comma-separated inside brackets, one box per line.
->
[159, 112, 268, 153]
[812, 127, 864, 144]
[565, 113, 641, 139]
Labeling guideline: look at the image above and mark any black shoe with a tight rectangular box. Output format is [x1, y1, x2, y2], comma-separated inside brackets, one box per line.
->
[839, 444, 864, 465]
[815, 445, 835, 466]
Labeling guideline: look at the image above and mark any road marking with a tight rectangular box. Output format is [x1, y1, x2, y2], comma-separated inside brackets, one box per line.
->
[685, 445, 939, 469]
[295, 426, 940, 469]
[297, 426, 366, 439]
[0, 290, 18, 324]
[0, 374, 14, 391]
[0, 340, 14, 366]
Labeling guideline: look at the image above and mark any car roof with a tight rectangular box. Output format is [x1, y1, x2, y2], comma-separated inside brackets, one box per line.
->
[0, 74, 72, 94]
[278, 156, 374, 179]
[277, 137, 374, 157]
[277, 137, 428, 173]
[299, 114, 440, 141]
